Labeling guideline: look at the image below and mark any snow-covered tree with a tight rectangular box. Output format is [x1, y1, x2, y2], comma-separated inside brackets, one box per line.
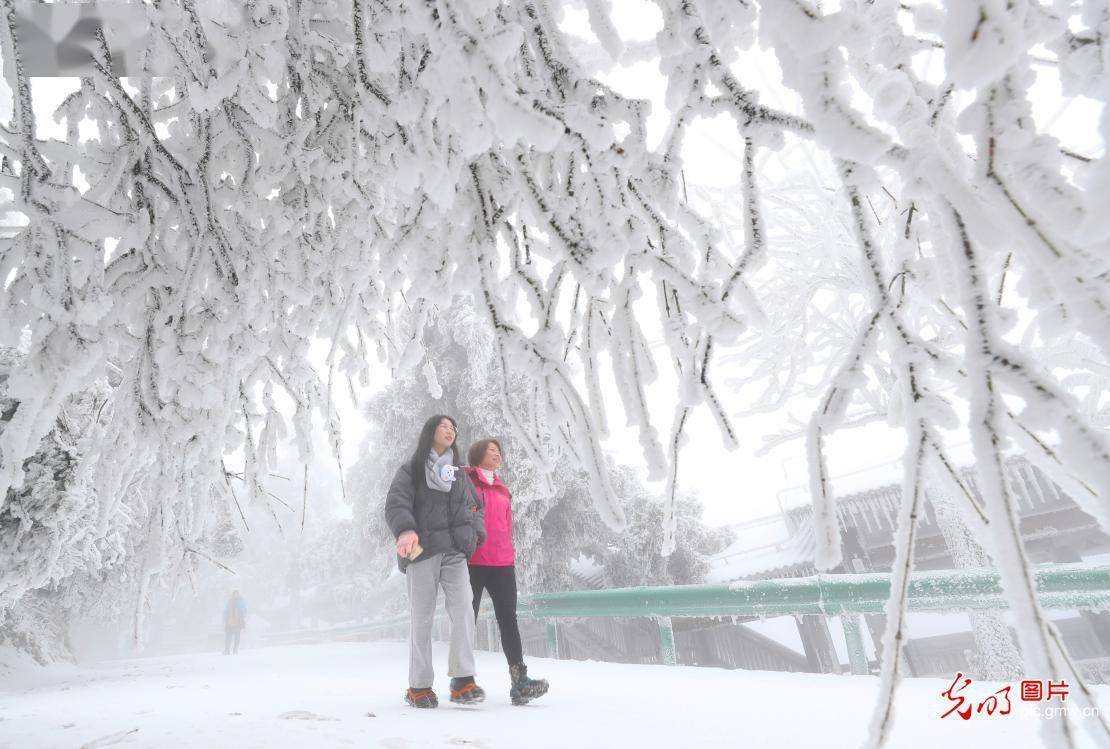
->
[349, 303, 731, 596]
[546, 463, 733, 589]
[2, 1, 1110, 746]
[0, 344, 249, 659]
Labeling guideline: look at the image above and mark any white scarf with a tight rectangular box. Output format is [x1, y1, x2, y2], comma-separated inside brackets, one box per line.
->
[426, 448, 458, 492]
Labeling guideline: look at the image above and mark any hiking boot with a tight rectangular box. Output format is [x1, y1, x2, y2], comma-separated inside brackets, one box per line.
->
[449, 676, 486, 704]
[404, 686, 438, 708]
[509, 663, 549, 706]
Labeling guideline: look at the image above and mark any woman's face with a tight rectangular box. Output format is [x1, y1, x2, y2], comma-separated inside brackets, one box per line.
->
[480, 442, 502, 471]
[432, 419, 457, 453]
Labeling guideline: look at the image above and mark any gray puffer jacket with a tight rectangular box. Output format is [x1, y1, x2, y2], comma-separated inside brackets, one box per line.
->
[384, 460, 486, 572]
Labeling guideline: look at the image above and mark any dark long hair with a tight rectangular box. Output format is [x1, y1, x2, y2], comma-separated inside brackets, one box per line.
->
[409, 414, 461, 488]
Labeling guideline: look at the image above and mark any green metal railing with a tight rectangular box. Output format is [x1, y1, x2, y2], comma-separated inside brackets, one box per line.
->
[362, 563, 1110, 674]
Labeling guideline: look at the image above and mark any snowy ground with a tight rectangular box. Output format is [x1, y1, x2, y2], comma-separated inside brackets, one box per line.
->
[0, 640, 1099, 748]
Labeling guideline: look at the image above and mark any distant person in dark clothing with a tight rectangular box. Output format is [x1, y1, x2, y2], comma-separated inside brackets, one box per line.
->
[223, 590, 246, 655]
[465, 438, 549, 705]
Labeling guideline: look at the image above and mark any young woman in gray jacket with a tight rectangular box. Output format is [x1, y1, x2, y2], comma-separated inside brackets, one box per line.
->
[385, 414, 487, 708]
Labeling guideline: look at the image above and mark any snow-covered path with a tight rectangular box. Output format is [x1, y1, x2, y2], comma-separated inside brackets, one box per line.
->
[0, 641, 1091, 747]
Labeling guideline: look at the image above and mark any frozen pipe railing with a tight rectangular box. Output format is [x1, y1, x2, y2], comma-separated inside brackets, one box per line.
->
[361, 563, 1110, 673]
[517, 562, 1110, 618]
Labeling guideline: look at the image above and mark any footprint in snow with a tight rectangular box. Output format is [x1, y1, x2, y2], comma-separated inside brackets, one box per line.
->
[78, 727, 139, 747]
[278, 710, 340, 722]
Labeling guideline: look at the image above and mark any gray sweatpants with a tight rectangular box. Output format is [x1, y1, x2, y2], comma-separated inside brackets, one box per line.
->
[406, 551, 477, 688]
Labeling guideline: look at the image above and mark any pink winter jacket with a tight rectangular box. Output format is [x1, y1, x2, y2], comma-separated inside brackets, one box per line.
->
[465, 466, 515, 566]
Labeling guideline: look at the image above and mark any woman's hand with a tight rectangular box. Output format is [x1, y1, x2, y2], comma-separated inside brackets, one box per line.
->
[396, 530, 419, 558]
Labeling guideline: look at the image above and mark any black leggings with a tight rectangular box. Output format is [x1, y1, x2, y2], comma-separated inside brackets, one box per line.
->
[469, 564, 523, 666]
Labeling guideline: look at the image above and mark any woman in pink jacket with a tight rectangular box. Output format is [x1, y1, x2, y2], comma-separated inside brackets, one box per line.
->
[465, 438, 549, 706]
